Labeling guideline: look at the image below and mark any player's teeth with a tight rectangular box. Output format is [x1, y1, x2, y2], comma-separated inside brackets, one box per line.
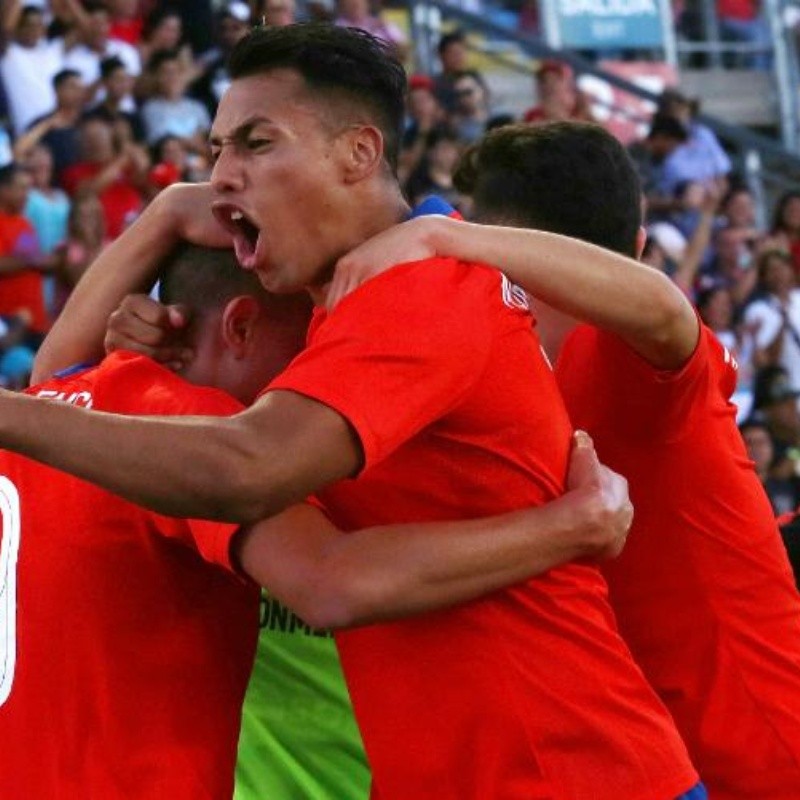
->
[231, 210, 243, 221]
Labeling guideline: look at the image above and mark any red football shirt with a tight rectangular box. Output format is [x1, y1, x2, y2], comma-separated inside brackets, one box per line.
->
[0, 352, 259, 799]
[268, 260, 698, 800]
[0, 212, 48, 333]
[557, 322, 800, 797]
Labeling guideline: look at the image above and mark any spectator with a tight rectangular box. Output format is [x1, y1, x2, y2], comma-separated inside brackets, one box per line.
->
[717, 0, 771, 69]
[334, 0, 408, 60]
[137, 5, 200, 97]
[433, 30, 475, 113]
[0, 162, 54, 339]
[61, 117, 148, 239]
[760, 190, 800, 275]
[629, 113, 689, 219]
[523, 60, 595, 124]
[189, 3, 252, 117]
[107, 0, 144, 47]
[0, 4, 64, 137]
[140, 49, 211, 156]
[740, 418, 800, 515]
[23, 144, 70, 318]
[404, 128, 465, 210]
[398, 74, 445, 185]
[261, 0, 298, 27]
[83, 55, 145, 142]
[719, 185, 761, 245]
[15, 69, 86, 182]
[744, 249, 800, 388]
[148, 133, 208, 189]
[62, 1, 141, 97]
[448, 70, 492, 144]
[0, 311, 36, 390]
[701, 224, 758, 304]
[658, 89, 731, 193]
[53, 189, 108, 314]
[752, 364, 800, 479]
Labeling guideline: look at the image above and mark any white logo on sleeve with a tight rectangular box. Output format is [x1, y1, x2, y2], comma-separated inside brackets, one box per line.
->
[0, 477, 21, 708]
[501, 274, 530, 311]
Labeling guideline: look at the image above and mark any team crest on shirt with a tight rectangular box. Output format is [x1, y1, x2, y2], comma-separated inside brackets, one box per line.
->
[501, 274, 529, 311]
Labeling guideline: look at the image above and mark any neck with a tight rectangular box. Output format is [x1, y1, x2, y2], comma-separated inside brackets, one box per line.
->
[308, 180, 410, 308]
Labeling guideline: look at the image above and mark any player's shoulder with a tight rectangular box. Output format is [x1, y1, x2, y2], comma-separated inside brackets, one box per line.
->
[92, 351, 244, 417]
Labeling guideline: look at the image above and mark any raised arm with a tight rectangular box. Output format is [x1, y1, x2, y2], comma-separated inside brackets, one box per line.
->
[329, 215, 699, 369]
[33, 182, 229, 382]
[236, 432, 632, 629]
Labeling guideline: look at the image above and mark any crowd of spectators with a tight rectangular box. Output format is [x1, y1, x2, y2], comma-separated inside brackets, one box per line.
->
[1, 1, 800, 520]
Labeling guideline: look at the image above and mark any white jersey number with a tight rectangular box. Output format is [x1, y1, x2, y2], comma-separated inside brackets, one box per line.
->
[0, 477, 20, 707]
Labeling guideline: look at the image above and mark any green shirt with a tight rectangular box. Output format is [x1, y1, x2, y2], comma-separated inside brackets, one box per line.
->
[234, 593, 371, 800]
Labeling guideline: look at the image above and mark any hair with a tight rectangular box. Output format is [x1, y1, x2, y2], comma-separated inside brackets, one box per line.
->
[228, 23, 407, 172]
[142, 5, 182, 39]
[53, 68, 81, 90]
[147, 48, 180, 73]
[82, 1, 109, 15]
[437, 30, 465, 55]
[771, 190, 800, 234]
[455, 121, 642, 257]
[158, 243, 313, 327]
[100, 55, 126, 80]
[20, 5, 44, 20]
[0, 163, 20, 188]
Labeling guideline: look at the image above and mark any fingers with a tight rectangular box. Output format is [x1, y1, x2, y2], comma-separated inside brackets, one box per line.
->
[104, 294, 193, 367]
[566, 429, 602, 492]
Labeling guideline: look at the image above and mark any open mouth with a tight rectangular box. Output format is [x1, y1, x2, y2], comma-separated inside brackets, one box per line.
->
[213, 203, 262, 269]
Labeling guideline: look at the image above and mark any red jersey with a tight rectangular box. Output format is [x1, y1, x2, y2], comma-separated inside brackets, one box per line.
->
[61, 162, 143, 239]
[0, 352, 259, 799]
[556, 322, 800, 798]
[268, 260, 697, 800]
[0, 212, 48, 332]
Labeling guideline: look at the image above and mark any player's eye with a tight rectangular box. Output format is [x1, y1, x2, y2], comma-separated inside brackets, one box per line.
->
[247, 139, 271, 151]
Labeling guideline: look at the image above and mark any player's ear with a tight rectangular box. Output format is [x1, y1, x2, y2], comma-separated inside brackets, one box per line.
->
[221, 296, 262, 358]
[340, 124, 384, 184]
[635, 226, 647, 260]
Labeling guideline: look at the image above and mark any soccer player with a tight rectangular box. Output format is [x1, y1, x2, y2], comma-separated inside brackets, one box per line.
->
[1, 240, 638, 798]
[330, 121, 800, 798]
[0, 25, 700, 798]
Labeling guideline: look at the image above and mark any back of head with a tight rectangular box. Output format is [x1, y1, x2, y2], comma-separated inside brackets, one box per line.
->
[454, 121, 642, 257]
[158, 243, 312, 336]
[227, 23, 407, 172]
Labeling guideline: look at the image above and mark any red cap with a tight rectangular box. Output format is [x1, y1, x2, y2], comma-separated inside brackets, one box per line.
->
[408, 74, 435, 92]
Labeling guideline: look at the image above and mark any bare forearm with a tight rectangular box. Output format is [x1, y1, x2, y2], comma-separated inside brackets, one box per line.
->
[33, 191, 179, 381]
[0, 255, 31, 275]
[426, 216, 698, 368]
[246, 490, 617, 630]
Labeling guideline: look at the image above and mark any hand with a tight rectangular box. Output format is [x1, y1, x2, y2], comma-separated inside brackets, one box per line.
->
[326, 216, 442, 311]
[155, 182, 232, 250]
[105, 293, 193, 370]
[565, 430, 633, 560]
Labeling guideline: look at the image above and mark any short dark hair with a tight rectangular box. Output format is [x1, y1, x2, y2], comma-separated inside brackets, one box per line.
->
[437, 30, 465, 55]
[228, 23, 406, 172]
[147, 48, 180, 73]
[53, 68, 82, 90]
[455, 121, 642, 257]
[0, 163, 20, 188]
[158, 243, 312, 326]
[100, 56, 126, 80]
[82, 1, 109, 15]
[20, 5, 43, 20]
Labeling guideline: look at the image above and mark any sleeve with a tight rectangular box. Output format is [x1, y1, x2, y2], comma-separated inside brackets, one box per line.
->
[267, 258, 496, 470]
[598, 319, 728, 439]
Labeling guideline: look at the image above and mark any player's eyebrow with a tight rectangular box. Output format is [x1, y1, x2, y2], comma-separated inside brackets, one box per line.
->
[209, 116, 274, 148]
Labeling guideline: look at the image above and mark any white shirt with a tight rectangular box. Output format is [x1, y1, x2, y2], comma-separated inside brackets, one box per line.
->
[61, 37, 141, 84]
[0, 39, 64, 135]
[744, 289, 800, 388]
